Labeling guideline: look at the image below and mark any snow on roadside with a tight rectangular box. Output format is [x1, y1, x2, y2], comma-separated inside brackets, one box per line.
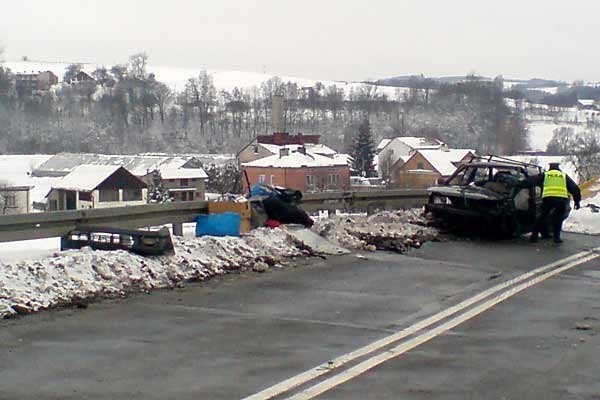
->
[0, 228, 306, 319]
[314, 209, 439, 252]
[564, 195, 600, 235]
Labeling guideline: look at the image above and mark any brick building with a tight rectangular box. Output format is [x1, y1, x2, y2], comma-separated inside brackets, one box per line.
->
[15, 70, 58, 96]
[242, 147, 350, 193]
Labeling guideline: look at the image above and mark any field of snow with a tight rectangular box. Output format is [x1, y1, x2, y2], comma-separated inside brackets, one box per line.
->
[4, 60, 399, 98]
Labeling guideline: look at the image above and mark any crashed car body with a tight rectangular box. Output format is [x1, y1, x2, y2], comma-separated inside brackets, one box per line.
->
[424, 156, 544, 236]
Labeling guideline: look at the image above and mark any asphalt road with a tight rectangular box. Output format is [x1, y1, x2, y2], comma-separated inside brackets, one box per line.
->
[1, 233, 599, 399]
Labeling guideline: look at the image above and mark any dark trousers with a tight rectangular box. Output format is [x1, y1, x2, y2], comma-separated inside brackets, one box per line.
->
[533, 197, 568, 240]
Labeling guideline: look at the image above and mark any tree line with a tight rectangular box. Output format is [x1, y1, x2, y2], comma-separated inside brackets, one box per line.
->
[0, 51, 528, 157]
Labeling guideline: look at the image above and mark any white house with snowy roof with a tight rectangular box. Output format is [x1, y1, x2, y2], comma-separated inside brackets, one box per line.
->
[46, 165, 148, 211]
[376, 136, 444, 178]
[391, 148, 475, 189]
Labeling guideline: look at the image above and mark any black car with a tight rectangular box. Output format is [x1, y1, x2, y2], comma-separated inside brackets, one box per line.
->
[425, 156, 544, 236]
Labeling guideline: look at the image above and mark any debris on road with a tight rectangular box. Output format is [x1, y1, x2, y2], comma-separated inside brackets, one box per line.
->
[313, 209, 439, 252]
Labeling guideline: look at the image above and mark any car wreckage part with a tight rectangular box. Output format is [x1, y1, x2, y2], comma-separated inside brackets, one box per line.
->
[61, 225, 175, 256]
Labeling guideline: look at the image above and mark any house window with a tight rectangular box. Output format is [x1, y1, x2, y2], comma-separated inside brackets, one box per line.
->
[259, 175, 266, 184]
[180, 179, 189, 187]
[270, 175, 275, 185]
[49, 199, 58, 211]
[417, 162, 424, 170]
[4, 195, 16, 208]
[99, 189, 119, 202]
[79, 191, 92, 202]
[306, 175, 315, 186]
[191, 178, 198, 182]
[196, 192, 202, 198]
[123, 188, 142, 201]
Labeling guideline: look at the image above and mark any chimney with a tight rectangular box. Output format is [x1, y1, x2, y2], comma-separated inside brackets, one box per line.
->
[297, 146, 306, 155]
[271, 95, 285, 133]
[279, 147, 289, 158]
[440, 143, 449, 152]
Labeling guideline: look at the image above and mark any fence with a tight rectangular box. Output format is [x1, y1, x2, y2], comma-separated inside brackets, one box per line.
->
[0, 189, 429, 243]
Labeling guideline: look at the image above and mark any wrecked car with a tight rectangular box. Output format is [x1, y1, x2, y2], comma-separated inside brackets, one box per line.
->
[424, 156, 543, 236]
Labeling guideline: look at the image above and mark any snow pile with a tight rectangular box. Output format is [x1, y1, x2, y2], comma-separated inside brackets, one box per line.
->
[0, 228, 306, 318]
[314, 209, 439, 252]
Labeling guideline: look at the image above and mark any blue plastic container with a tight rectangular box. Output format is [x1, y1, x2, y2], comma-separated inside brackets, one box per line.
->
[195, 212, 241, 237]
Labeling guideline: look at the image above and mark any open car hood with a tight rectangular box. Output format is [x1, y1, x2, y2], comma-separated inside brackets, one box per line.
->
[427, 185, 506, 201]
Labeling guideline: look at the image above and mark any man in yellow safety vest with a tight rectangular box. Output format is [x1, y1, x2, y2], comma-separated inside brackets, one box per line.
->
[528, 162, 581, 243]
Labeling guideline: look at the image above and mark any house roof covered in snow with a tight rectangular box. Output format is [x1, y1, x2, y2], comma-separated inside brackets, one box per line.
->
[32, 153, 208, 178]
[395, 136, 443, 150]
[49, 165, 124, 192]
[242, 149, 349, 168]
[411, 149, 475, 176]
[376, 139, 392, 152]
[160, 167, 208, 180]
[258, 143, 338, 156]
[578, 99, 596, 107]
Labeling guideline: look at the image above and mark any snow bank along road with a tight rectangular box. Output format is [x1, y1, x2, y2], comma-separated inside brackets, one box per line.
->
[1, 233, 600, 399]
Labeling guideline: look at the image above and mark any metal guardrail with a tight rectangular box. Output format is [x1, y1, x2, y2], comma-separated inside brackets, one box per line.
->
[0, 201, 209, 243]
[0, 189, 429, 243]
[301, 189, 429, 212]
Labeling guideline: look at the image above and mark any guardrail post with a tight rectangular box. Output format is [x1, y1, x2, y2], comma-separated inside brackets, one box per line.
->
[172, 222, 184, 236]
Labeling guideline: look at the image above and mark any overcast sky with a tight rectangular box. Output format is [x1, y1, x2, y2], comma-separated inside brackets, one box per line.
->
[1, 0, 599, 82]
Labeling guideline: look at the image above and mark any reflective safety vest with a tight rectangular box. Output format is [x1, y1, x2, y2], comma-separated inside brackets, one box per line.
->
[542, 170, 568, 198]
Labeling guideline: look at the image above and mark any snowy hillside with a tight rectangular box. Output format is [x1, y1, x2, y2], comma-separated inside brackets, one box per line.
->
[4, 60, 401, 97]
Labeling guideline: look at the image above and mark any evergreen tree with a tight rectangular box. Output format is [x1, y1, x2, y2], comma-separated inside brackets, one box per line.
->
[351, 118, 376, 177]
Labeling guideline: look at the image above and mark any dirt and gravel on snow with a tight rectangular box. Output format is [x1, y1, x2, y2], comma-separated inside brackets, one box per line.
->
[314, 209, 440, 252]
[0, 210, 439, 319]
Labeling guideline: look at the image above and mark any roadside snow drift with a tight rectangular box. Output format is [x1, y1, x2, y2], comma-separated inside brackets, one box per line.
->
[0, 229, 306, 319]
[0, 210, 441, 319]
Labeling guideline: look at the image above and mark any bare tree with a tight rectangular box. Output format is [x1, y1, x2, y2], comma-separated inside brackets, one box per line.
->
[129, 52, 148, 80]
[153, 82, 172, 124]
[63, 63, 83, 83]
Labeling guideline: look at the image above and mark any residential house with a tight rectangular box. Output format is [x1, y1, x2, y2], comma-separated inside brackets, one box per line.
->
[376, 136, 444, 179]
[14, 70, 58, 96]
[46, 165, 148, 211]
[0, 185, 33, 215]
[392, 148, 475, 189]
[577, 99, 599, 111]
[34, 153, 209, 203]
[145, 165, 208, 202]
[241, 147, 350, 193]
[69, 70, 96, 84]
[237, 132, 334, 164]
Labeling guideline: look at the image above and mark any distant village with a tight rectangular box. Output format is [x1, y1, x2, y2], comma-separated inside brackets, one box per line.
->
[2, 62, 600, 216]
[0, 128, 476, 216]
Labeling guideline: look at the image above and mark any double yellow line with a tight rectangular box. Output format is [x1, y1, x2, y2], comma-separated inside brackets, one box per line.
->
[243, 248, 600, 400]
